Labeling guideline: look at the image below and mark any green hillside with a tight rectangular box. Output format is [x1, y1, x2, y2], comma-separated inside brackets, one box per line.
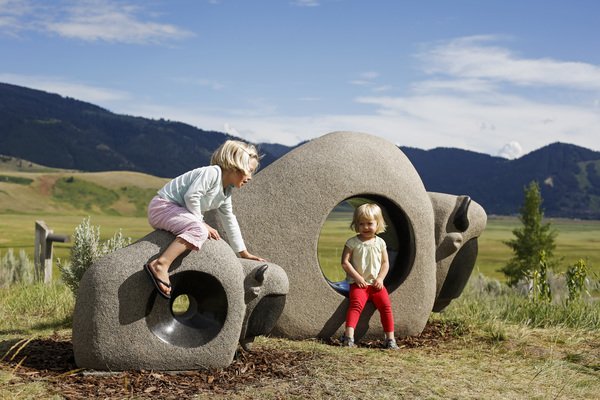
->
[0, 82, 278, 179]
[401, 143, 600, 219]
[3, 82, 600, 218]
[0, 155, 167, 217]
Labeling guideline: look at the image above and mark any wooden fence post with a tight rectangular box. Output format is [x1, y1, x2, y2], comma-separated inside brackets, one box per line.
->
[34, 221, 71, 283]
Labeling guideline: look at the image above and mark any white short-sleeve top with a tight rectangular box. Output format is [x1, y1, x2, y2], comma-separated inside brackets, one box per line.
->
[344, 235, 387, 285]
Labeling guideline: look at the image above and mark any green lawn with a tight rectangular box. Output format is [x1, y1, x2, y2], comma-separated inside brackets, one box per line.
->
[0, 214, 152, 280]
[1, 212, 599, 285]
[476, 216, 600, 281]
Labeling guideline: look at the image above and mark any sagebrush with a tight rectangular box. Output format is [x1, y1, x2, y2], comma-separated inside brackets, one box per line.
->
[0, 249, 34, 287]
[58, 216, 131, 296]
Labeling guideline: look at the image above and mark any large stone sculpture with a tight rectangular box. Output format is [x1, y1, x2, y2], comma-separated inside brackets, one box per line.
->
[73, 130, 486, 371]
[72, 230, 288, 371]
[207, 131, 487, 340]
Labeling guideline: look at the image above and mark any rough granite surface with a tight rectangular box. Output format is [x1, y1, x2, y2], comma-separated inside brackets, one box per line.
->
[208, 131, 439, 340]
[72, 231, 246, 371]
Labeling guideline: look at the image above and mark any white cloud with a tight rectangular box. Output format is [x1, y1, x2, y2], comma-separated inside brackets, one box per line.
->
[1, 0, 194, 44]
[349, 80, 373, 87]
[497, 142, 523, 159]
[418, 35, 600, 90]
[0, 15, 20, 34]
[0, 73, 131, 103]
[411, 78, 498, 94]
[372, 85, 392, 93]
[349, 72, 383, 90]
[354, 92, 600, 155]
[290, 0, 320, 7]
[45, 0, 194, 44]
[0, 0, 34, 36]
[172, 77, 224, 90]
[361, 71, 379, 79]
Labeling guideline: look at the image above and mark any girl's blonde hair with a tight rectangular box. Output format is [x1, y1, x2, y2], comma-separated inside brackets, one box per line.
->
[350, 203, 387, 234]
[211, 140, 260, 175]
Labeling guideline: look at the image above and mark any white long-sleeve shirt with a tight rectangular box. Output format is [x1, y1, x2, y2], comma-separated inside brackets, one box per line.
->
[157, 165, 245, 253]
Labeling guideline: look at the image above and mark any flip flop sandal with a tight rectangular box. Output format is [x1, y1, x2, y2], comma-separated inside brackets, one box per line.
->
[144, 263, 172, 299]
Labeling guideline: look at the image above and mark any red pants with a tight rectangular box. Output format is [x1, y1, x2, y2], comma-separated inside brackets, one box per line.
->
[346, 284, 395, 332]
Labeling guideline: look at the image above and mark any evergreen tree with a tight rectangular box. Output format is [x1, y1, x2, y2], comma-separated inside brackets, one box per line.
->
[500, 181, 558, 286]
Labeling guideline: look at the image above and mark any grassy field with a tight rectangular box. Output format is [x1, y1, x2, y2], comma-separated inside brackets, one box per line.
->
[472, 216, 600, 281]
[1, 211, 599, 285]
[0, 159, 167, 280]
[318, 209, 600, 283]
[1, 161, 600, 397]
[2, 157, 600, 398]
[2, 157, 599, 283]
[0, 214, 152, 280]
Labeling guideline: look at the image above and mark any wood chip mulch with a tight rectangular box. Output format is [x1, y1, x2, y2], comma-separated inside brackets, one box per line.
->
[1, 320, 465, 399]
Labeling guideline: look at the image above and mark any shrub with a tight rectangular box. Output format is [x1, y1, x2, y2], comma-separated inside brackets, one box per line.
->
[58, 217, 131, 296]
[529, 250, 552, 303]
[566, 259, 589, 302]
[443, 273, 600, 331]
[0, 249, 34, 287]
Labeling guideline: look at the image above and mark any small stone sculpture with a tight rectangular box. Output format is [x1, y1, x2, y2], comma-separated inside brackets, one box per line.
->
[72, 230, 288, 371]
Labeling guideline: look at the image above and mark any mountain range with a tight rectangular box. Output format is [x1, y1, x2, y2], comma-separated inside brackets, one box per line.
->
[1, 82, 599, 219]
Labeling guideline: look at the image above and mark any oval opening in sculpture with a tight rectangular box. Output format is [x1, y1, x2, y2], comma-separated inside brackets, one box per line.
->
[146, 270, 228, 348]
[172, 294, 191, 316]
[317, 195, 415, 296]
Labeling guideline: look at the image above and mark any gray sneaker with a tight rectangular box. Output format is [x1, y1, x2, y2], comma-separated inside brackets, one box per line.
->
[385, 338, 399, 350]
[341, 334, 355, 348]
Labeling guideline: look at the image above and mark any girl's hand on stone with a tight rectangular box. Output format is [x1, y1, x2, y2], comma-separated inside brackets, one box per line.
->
[205, 223, 220, 240]
[239, 250, 266, 262]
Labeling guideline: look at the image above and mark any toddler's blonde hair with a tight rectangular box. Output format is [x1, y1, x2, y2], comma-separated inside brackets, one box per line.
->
[211, 140, 260, 175]
[350, 203, 387, 234]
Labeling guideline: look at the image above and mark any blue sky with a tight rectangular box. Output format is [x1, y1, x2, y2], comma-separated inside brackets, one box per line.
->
[2, 0, 600, 159]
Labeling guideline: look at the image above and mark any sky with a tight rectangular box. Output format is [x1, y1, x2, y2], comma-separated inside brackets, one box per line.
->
[1, 0, 600, 159]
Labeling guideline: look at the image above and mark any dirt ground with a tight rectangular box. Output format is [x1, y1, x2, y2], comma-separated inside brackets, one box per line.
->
[1, 321, 463, 399]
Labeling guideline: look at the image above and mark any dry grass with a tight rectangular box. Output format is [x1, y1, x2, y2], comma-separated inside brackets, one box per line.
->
[3, 327, 599, 400]
[1, 281, 600, 399]
[196, 325, 600, 400]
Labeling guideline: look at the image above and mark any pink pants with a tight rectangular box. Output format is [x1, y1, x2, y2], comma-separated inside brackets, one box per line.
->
[147, 196, 208, 251]
[346, 283, 395, 332]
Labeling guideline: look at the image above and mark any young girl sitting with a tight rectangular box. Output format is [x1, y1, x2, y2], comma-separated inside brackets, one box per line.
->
[144, 140, 265, 299]
[340, 203, 399, 349]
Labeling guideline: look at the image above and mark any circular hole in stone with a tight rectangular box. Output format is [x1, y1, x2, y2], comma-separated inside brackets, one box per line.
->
[317, 195, 415, 296]
[146, 270, 228, 348]
[171, 294, 191, 316]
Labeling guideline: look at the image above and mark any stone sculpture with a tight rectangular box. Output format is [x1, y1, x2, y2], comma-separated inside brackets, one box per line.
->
[207, 131, 487, 340]
[72, 230, 288, 371]
[73, 130, 486, 371]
